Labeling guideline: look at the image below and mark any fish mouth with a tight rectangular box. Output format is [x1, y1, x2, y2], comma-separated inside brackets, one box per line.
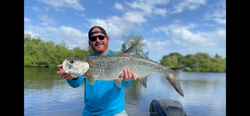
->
[62, 59, 90, 77]
[62, 60, 72, 74]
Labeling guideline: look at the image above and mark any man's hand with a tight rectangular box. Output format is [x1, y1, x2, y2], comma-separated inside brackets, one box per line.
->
[57, 64, 77, 80]
[119, 68, 137, 81]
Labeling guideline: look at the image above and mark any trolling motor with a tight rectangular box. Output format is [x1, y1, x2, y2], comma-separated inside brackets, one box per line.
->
[149, 99, 187, 116]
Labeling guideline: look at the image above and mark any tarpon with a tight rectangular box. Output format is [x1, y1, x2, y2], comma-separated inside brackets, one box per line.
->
[60, 42, 189, 97]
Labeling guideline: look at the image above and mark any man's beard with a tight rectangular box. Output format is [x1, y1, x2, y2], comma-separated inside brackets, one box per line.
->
[91, 42, 109, 53]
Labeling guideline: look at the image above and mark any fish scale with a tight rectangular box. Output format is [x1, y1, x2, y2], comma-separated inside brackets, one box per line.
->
[85, 54, 163, 80]
[61, 42, 192, 97]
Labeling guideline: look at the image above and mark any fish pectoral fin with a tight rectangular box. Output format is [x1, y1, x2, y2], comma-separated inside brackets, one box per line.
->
[114, 78, 122, 88]
[88, 77, 95, 85]
[138, 75, 150, 88]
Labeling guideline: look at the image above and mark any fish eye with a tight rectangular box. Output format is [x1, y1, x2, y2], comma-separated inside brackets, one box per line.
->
[70, 60, 74, 63]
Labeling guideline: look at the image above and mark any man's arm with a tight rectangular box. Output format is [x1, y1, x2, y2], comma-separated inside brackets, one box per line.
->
[121, 80, 132, 87]
[66, 76, 85, 88]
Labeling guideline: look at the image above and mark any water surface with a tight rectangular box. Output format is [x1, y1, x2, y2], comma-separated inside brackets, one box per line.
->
[24, 67, 226, 116]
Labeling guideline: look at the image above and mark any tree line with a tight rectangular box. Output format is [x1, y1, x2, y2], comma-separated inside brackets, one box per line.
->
[24, 34, 94, 68]
[160, 52, 226, 72]
[24, 33, 225, 72]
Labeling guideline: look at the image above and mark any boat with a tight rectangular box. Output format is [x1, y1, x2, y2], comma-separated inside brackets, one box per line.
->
[149, 99, 187, 116]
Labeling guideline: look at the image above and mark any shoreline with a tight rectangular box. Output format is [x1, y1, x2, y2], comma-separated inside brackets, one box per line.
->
[24, 66, 226, 73]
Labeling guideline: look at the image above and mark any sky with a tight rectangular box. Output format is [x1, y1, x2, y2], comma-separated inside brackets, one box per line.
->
[24, 0, 226, 62]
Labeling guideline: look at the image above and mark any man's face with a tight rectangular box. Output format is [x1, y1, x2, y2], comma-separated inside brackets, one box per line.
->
[89, 28, 109, 53]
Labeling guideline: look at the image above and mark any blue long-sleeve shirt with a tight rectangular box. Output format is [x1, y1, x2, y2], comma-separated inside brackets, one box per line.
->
[66, 51, 132, 116]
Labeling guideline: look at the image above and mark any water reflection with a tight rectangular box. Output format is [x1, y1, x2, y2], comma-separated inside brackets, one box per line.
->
[24, 68, 225, 116]
[124, 72, 225, 116]
[24, 67, 85, 116]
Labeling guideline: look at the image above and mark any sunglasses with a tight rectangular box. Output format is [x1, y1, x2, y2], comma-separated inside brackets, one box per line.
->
[89, 35, 106, 42]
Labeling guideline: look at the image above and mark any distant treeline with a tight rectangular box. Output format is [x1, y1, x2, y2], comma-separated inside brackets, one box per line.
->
[159, 53, 226, 72]
[24, 35, 225, 72]
[24, 35, 121, 68]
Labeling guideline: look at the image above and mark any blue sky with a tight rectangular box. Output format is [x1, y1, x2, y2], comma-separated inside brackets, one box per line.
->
[24, 0, 226, 62]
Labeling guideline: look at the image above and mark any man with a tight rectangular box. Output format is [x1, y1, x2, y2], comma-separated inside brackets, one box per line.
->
[57, 26, 137, 116]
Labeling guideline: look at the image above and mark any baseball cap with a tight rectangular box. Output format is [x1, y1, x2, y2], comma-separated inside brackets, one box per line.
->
[88, 26, 107, 39]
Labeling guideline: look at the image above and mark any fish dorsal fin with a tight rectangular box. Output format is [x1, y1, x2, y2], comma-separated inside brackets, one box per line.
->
[123, 42, 139, 55]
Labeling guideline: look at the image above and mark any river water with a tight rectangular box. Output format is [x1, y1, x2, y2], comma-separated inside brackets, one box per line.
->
[24, 67, 226, 116]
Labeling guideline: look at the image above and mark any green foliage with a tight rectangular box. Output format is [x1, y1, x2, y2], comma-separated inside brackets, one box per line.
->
[24, 33, 226, 72]
[86, 45, 93, 55]
[160, 52, 226, 72]
[24, 34, 94, 68]
[160, 53, 187, 67]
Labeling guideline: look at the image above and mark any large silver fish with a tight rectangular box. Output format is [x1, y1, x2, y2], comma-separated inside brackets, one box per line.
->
[60, 42, 188, 97]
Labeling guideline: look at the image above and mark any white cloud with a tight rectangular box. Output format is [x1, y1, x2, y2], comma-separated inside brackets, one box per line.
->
[146, 40, 171, 52]
[44, 6, 50, 11]
[123, 0, 170, 18]
[123, 12, 147, 23]
[197, 28, 225, 42]
[40, 22, 49, 26]
[33, 6, 43, 12]
[25, 24, 89, 49]
[54, 26, 88, 49]
[153, 8, 167, 17]
[204, 9, 225, 25]
[171, 0, 206, 14]
[149, 23, 225, 61]
[204, 0, 225, 25]
[151, 20, 225, 48]
[24, 17, 31, 22]
[85, 0, 171, 40]
[24, 31, 40, 38]
[204, 23, 216, 27]
[189, 23, 197, 28]
[86, 11, 147, 37]
[114, 2, 124, 10]
[97, 1, 102, 4]
[142, 40, 174, 62]
[87, 18, 125, 37]
[39, 15, 56, 24]
[125, 0, 169, 14]
[25, 24, 49, 35]
[87, 0, 170, 38]
[38, 0, 85, 11]
[80, 14, 85, 17]
[214, 18, 225, 25]
[125, 1, 151, 13]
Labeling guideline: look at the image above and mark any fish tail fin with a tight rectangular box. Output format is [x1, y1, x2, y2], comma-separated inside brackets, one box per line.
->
[165, 64, 197, 97]
[165, 67, 186, 97]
